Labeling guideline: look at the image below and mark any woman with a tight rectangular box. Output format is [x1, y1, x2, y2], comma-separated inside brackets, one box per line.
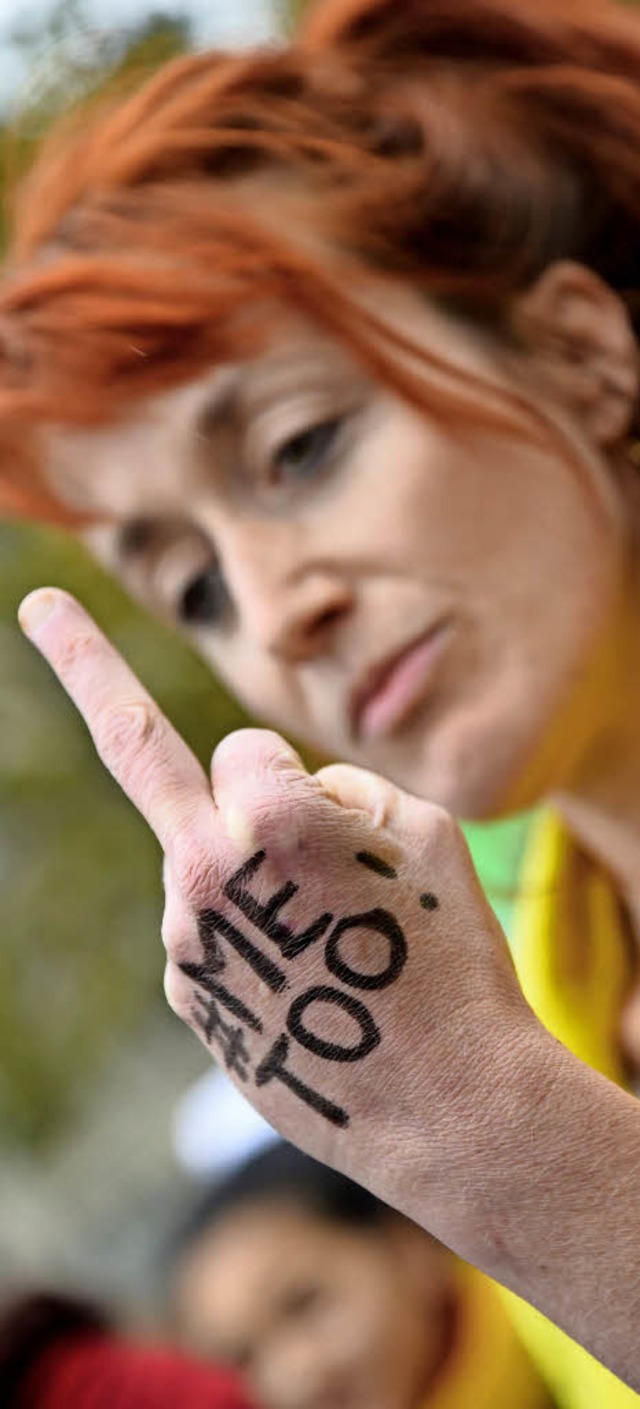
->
[3, 0, 640, 1400]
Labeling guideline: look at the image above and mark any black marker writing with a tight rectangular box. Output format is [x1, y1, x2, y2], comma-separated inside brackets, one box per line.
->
[287, 984, 381, 1063]
[225, 850, 334, 960]
[183, 848, 417, 1130]
[181, 959, 263, 1033]
[420, 893, 439, 912]
[356, 851, 398, 880]
[180, 904, 290, 1033]
[325, 908, 407, 992]
[255, 1033, 349, 1128]
[192, 994, 252, 1080]
[199, 906, 289, 993]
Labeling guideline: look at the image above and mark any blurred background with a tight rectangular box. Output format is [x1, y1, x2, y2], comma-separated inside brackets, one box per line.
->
[0, 0, 530, 1319]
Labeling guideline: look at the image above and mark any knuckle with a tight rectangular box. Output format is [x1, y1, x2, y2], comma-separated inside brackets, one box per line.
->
[55, 629, 99, 679]
[95, 699, 161, 768]
[248, 789, 286, 834]
[212, 726, 253, 766]
[161, 912, 199, 967]
[164, 960, 196, 1021]
[220, 790, 280, 855]
[252, 781, 307, 835]
[252, 792, 309, 860]
[421, 802, 471, 864]
[420, 799, 458, 846]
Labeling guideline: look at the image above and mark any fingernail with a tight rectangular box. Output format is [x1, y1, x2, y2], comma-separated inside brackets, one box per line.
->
[18, 589, 58, 634]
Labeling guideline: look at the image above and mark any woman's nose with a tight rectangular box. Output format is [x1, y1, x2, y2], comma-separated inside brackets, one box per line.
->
[225, 529, 354, 664]
[262, 580, 353, 663]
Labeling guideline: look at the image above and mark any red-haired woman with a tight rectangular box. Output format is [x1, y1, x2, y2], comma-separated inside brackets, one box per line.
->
[4, 0, 640, 1403]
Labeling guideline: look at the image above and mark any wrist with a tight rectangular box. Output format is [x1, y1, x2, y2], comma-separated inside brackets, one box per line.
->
[412, 1029, 640, 1385]
[391, 1012, 564, 1260]
[401, 1015, 639, 1300]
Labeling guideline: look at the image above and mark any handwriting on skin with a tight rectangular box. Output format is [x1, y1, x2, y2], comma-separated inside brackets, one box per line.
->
[180, 850, 439, 1129]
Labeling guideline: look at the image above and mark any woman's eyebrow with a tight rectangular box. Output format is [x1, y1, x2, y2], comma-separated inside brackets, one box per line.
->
[194, 369, 243, 442]
[192, 348, 354, 444]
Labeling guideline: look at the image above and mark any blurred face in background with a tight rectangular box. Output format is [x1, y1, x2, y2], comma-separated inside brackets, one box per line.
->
[169, 1200, 456, 1409]
[47, 277, 635, 820]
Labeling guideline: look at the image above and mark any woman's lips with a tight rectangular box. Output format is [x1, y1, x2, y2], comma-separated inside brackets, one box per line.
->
[352, 622, 452, 743]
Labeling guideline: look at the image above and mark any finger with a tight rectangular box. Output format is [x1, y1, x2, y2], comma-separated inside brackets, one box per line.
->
[315, 762, 401, 828]
[316, 762, 452, 846]
[211, 728, 320, 851]
[315, 762, 449, 882]
[19, 588, 215, 856]
[212, 727, 308, 789]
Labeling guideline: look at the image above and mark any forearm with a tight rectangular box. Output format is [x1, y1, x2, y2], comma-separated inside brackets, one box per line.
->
[404, 1031, 640, 1390]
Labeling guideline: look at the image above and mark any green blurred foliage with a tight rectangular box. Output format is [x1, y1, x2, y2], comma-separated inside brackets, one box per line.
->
[0, 4, 193, 238]
[0, 525, 248, 1150]
[9, 2, 192, 124]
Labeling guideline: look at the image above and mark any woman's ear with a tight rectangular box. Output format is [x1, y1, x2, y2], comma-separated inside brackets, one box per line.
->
[513, 261, 640, 447]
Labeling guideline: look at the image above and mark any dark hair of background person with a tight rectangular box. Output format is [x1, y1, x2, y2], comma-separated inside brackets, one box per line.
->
[0, 1291, 108, 1404]
[0, 1287, 259, 1409]
[167, 1140, 394, 1275]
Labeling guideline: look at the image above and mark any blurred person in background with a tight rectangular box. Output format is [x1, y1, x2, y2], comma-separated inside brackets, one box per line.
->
[3, 0, 640, 1406]
[0, 1285, 258, 1409]
[165, 1076, 552, 1409]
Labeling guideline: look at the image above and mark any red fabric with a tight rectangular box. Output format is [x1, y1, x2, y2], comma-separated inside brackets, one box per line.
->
[19, 1332, 256, 1409]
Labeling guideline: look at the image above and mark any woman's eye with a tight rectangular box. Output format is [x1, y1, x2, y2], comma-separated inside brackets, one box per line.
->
[272, 418, 342, 484]
[178, 565, 229, 626]
[281, 1284, 324, 1322]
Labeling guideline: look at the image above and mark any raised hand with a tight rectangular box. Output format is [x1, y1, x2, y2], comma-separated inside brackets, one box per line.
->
[19, 588, 538, 1228]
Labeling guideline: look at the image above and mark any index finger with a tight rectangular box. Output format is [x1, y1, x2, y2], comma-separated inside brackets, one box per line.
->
[19, 588, 216, 858]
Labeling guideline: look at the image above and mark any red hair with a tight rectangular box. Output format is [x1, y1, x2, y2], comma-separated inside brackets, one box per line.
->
[3, 0, 640, 521]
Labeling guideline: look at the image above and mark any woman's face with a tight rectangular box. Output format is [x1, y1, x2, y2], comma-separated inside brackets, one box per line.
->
[170, 1203, 453, 1409]
[45, 282, 634, 818]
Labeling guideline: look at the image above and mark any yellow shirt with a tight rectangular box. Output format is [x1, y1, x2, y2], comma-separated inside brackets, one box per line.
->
[423, 1263, 549, 1409]
[501, 811, 639, 1407]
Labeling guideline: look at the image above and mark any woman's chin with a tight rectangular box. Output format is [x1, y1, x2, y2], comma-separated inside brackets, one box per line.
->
[382, 732, 550, 822]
